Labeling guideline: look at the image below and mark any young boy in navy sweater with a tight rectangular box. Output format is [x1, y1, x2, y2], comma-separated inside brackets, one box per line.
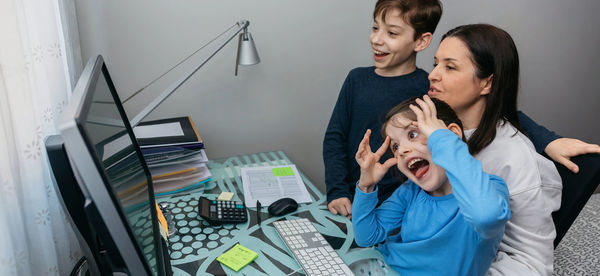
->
[324, 0, 442, 218]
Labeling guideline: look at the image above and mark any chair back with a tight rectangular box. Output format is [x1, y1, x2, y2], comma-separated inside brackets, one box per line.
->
[552, 153, 600, 248]
[45, 135, 105, 275]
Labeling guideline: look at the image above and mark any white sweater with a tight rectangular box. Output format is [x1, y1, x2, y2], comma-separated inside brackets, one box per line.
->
[467, 121, 562, 276]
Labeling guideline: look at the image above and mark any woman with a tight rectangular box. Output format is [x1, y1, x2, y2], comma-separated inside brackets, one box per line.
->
[428, 24, 600, 275]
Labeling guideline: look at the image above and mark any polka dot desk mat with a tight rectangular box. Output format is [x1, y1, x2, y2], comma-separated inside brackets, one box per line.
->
[144, 151, 384, 275]
[167, 196, 241, 260]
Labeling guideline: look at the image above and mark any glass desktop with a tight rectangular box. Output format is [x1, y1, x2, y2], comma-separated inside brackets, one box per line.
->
[152, 150, 383, 275]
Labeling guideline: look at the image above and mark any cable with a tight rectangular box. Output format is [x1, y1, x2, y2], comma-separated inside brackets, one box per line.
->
[69, 256, 87, 276]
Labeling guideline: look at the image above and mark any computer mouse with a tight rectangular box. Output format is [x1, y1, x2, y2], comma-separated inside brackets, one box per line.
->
[268, 197, 298, 216]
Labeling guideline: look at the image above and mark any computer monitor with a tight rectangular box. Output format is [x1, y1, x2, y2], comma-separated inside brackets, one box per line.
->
[56, 55, 169, 275]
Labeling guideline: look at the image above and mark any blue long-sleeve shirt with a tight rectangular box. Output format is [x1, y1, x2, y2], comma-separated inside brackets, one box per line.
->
[323, 67, 560, 204]
[352, 129, 511, 275]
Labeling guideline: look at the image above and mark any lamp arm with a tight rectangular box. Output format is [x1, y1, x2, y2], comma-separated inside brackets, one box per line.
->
[129, 20, 250, 127]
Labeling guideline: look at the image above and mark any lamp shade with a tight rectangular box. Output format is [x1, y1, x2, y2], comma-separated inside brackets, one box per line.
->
[238, 32, 260, 65]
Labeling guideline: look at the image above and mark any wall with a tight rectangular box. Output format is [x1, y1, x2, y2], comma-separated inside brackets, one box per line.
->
[75, 0, 600, 192]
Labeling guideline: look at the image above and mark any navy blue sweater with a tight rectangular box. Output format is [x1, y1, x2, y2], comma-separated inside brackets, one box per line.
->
[323, 66, 560, 204]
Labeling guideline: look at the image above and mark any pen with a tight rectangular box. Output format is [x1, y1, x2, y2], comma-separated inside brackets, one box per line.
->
[256, 200, 262, 226]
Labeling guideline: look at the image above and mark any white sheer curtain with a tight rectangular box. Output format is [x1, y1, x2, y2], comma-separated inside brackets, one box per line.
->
[0, 0, 82, 274]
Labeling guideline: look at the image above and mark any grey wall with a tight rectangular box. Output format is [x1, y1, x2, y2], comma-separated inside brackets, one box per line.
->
[75, 0, 600, 192]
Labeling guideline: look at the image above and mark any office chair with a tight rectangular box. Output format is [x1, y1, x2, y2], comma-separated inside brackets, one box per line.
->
[46, 135, 105, 275]
[552, 153, 600, 248]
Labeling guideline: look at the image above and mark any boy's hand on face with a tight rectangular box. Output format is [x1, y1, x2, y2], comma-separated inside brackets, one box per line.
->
[328, 197, 352, 220]
[409, 95, 447, 137]
[355, 129, 398, 193]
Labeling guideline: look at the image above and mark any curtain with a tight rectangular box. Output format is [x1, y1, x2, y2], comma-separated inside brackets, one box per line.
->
[0, 0, 82, 274]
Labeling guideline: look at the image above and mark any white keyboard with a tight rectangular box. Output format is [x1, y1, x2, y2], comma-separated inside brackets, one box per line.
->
[273, 218, 354, 276]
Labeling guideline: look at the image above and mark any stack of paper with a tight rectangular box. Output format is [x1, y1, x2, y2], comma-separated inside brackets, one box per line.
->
[145, 147, 211, 195]
[99, 117, 211, 210]
[135, 116, 212, 196]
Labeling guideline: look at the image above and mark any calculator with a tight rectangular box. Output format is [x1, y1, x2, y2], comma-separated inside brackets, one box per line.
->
[198, 196, 248, 225]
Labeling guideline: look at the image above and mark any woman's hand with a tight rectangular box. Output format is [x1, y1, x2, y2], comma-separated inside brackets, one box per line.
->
[355, 129, 397, 193]
[545, 138, 600, 173]
[409, 95, 447, 137]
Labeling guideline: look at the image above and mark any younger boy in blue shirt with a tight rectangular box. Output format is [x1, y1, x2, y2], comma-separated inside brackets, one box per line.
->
[353, 96, 510, 275]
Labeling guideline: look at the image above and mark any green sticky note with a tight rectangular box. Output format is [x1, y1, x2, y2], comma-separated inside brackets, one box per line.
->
[217, 244, 258, 272]
[272, 167, 294, 177]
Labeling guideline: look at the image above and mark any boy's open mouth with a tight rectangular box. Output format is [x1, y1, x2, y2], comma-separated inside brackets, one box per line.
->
[407, 158, 430, 178]
[374, 50, 388, 57]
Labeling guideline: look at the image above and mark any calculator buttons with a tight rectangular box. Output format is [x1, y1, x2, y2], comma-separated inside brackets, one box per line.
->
[199, 197, 248, 225]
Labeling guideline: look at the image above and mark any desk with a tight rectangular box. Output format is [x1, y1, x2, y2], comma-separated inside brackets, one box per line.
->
[156, 151, 383, 275]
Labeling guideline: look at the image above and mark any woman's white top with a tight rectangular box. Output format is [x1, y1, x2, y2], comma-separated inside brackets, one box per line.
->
[467, 121, 562, 276]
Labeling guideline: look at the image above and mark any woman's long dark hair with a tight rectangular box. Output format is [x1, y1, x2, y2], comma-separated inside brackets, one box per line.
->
[442, 24, 524, 155]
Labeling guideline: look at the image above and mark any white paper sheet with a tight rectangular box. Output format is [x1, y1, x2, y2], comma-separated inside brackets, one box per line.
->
[241, 165, 312, 207]
[133, 122, 184, 138]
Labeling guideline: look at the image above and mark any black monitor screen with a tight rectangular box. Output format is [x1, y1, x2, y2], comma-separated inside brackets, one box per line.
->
[60, 55, 165, 275]
[86, 70, 152, 212]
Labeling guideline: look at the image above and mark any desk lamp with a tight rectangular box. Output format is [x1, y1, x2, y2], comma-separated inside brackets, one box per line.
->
[125, 20, 260, 127]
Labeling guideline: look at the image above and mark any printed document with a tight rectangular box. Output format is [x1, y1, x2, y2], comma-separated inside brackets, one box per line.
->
[241, 165, 312, 207]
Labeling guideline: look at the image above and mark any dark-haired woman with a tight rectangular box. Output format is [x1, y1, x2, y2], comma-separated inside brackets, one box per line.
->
[427, 24, 590, 275]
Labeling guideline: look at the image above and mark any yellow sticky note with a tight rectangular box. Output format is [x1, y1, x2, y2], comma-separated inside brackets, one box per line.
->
[272, 167, 294, 177]
[218, 192, 234, 201]
[217, 244, 258, 272]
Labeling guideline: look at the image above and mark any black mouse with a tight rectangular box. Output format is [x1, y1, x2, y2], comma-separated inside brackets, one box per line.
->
[268, 198, 298, 216]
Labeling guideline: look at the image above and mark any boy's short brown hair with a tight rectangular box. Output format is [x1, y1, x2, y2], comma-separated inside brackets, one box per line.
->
[373, 0, 442, 40]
